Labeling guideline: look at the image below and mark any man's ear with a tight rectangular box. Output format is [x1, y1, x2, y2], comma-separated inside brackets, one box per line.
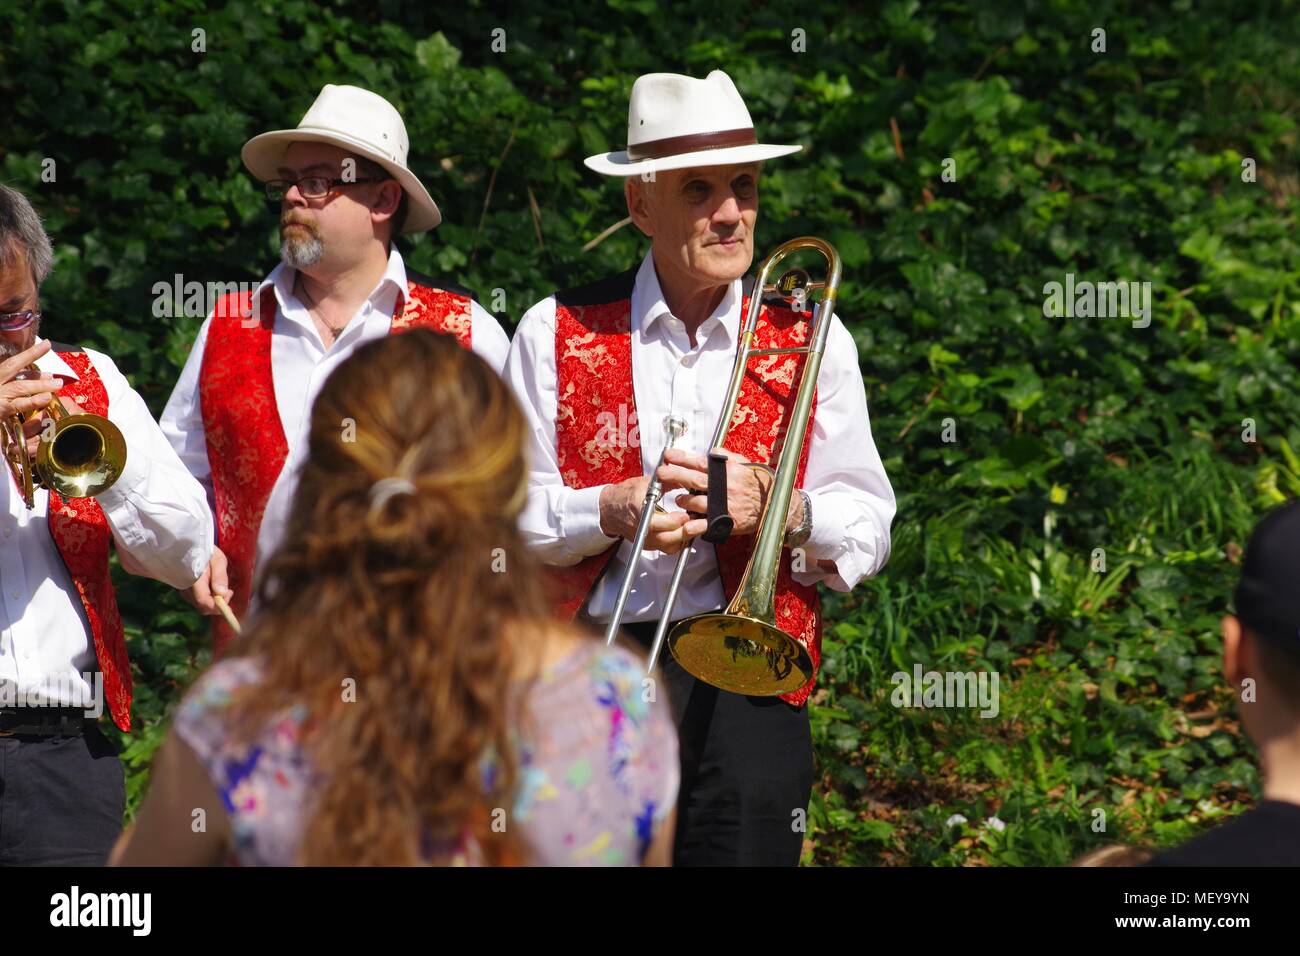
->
[1223, 614, 1247, 688]
[372, 180, 402, 218]
[625, 177, 654, 237]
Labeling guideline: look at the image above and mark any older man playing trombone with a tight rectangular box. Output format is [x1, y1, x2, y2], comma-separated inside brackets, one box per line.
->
[505, 70, 895, 866]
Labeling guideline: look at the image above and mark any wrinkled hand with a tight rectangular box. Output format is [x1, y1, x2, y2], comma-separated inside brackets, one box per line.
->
[181, 546, 233, 615]
[0, 341, 60, 428]
[659, 447, 793, 537]
[598, 474, 707, 555]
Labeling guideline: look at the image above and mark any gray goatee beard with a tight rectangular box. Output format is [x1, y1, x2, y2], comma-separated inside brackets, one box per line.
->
[281, 233, 325, 270]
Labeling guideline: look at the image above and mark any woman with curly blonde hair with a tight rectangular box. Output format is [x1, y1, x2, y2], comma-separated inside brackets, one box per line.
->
[112, 330, 678, 866]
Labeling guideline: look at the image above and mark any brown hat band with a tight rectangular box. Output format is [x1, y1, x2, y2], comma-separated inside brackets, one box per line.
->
[625, 127, 758, 161]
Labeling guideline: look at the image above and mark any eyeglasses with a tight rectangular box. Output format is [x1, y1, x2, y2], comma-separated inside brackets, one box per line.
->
[263, 176, 382, 202]
[0, 309, 40, 333]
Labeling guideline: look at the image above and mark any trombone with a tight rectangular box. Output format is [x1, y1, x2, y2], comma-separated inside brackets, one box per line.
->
[1, 368, 127, 509]
[610, 237, 841, 696]
[602, 414, 688, 646]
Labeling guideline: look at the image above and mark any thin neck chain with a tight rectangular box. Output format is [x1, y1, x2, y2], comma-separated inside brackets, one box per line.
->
[297, 275, 348, 342]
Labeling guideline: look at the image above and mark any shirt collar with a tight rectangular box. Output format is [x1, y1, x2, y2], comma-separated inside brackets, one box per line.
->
[631, 248, 740, 348]
[32, 337, 78, 383]
[258, 246, 409, 321]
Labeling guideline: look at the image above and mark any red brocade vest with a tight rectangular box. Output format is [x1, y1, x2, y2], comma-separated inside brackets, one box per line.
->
[545, 268, 823, 707]
[198, 273, 474, 652]
[33, 349, 134, 731]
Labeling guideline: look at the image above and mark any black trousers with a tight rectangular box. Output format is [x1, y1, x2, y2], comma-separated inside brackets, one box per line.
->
[624, 618, 813, 866]
[0, 723, 124, 866]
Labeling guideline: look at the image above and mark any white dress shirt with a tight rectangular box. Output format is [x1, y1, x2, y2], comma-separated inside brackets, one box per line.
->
[0, 341, 214, 708]
[161, 247, 512, 577]
[504, 249, 895, 624]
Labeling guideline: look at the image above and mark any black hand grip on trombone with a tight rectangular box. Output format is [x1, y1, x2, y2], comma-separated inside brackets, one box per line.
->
[701, 450, 734, 543]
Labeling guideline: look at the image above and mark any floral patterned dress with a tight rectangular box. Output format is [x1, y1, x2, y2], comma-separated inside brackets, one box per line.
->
[172, 640, 679, 866]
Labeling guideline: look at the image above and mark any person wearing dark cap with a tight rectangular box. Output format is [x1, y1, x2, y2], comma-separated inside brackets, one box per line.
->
[1148, 498, 1300, 865]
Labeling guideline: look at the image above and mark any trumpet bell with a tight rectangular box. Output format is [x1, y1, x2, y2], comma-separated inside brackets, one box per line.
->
[667, 612, 814, 696]
[36, 413, 127, 500]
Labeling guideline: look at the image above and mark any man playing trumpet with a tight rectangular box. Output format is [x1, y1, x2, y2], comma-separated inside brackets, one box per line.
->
[0, 185, 213, 864]
[505, 70, 895, 865]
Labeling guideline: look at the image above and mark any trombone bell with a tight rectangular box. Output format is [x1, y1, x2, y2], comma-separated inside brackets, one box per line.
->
[667, 612, 814, 696]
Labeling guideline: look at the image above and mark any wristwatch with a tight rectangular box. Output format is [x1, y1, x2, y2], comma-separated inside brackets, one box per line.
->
[786, 488, 812, 548]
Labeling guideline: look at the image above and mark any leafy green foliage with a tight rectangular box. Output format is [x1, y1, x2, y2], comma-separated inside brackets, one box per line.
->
[2, 0, 1297, 864]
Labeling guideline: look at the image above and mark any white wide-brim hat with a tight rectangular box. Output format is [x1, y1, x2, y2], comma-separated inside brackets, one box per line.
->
[584, 70, 802, 177]
[242, 84, 441, 234]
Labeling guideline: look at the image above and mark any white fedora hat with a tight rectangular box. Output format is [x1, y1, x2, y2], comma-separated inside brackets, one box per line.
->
[242, 84, 441, 234]
[584, 70, 802, 178]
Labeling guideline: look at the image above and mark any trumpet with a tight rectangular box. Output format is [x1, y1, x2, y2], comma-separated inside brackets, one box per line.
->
[633, 237, 841, 696]
[1, 368, 127, 509]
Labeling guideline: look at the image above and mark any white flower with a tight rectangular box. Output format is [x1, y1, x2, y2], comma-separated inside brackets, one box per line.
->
[945, 814, 968, 828]
[1197, 799, 1223, 817]
[985, 816, 1006, 832]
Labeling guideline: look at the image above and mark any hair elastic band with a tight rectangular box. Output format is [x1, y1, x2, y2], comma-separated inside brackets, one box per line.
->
[368, 476, 417, 516]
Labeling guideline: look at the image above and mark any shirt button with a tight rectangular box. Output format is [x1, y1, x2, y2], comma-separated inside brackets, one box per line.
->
[2, 526, 11, 537]
[9, 590, 18, 600]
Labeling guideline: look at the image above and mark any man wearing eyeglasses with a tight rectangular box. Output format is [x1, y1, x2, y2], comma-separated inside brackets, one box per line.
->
[0, 184, 213, 864]
[161, 85, 510, 648]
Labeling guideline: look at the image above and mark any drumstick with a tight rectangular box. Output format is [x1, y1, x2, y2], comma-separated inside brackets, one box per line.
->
[213, 593, 242, 635]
